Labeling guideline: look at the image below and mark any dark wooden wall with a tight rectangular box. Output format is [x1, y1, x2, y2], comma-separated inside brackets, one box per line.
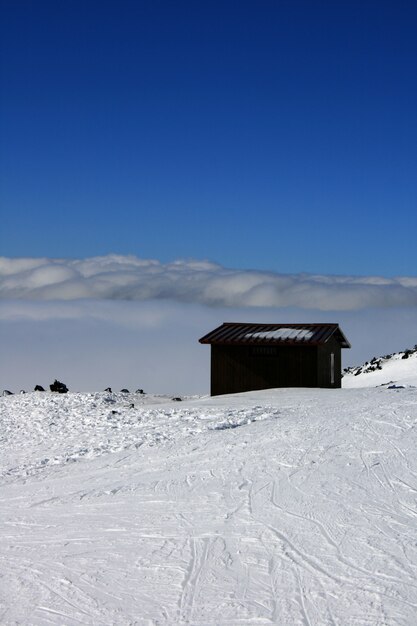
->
[210, 341, 342, 395]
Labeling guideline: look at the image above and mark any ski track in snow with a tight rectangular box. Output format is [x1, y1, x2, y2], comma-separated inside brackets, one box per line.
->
[1, 387, 417, 625]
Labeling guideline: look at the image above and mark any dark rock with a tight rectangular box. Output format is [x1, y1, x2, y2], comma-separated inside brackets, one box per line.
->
[104, 387, 112, 392]
[120, 388, 129, 393]
[50, 379, 68, 393]
[172, 397, 182, 401]
[34, 385, 45, 392]
[2, 390, 13, 396]
[135, 389, 144, 394]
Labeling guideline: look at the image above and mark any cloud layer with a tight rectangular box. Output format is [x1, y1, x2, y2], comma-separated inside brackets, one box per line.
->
[1, 255, 416, 393]
[1, 255, 416, 311]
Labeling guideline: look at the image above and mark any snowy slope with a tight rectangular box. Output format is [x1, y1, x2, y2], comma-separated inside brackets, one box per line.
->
[343, 346, 417, 388]
[1, 387, 417, 625]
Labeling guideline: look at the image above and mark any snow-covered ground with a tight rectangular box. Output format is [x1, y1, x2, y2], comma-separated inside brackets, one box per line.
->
[1, 379, 417, 625]
[343, 347, 417, 389]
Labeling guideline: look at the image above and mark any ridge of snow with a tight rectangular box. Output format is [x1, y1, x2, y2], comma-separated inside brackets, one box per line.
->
[343, 345, 417, 388]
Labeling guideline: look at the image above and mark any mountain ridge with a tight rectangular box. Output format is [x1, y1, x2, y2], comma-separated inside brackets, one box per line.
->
[343, 344, 417, 388]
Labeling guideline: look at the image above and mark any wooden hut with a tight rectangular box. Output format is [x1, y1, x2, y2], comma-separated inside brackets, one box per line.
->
[199, 322, 351, 396]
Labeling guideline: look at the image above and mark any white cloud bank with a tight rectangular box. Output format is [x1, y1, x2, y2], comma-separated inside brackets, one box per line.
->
[1, 254, 417, 310]
[1, 255, 416, 394]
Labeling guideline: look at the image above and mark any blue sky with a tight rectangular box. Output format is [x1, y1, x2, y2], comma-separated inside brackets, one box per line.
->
[1, 0, 416, 276]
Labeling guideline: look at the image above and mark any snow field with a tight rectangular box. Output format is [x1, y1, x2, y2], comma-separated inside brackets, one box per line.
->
[343, 349, 417, 389]
[1, 387, 417, 624]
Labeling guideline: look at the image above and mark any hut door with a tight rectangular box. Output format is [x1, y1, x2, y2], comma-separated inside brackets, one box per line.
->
[330, 353, 335, 385]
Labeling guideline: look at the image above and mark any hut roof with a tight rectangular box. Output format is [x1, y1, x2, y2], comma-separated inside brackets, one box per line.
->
[199, 323, 351, 348]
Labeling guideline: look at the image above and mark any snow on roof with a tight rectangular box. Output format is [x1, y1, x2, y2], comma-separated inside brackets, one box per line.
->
[245, 328, 314, 341]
